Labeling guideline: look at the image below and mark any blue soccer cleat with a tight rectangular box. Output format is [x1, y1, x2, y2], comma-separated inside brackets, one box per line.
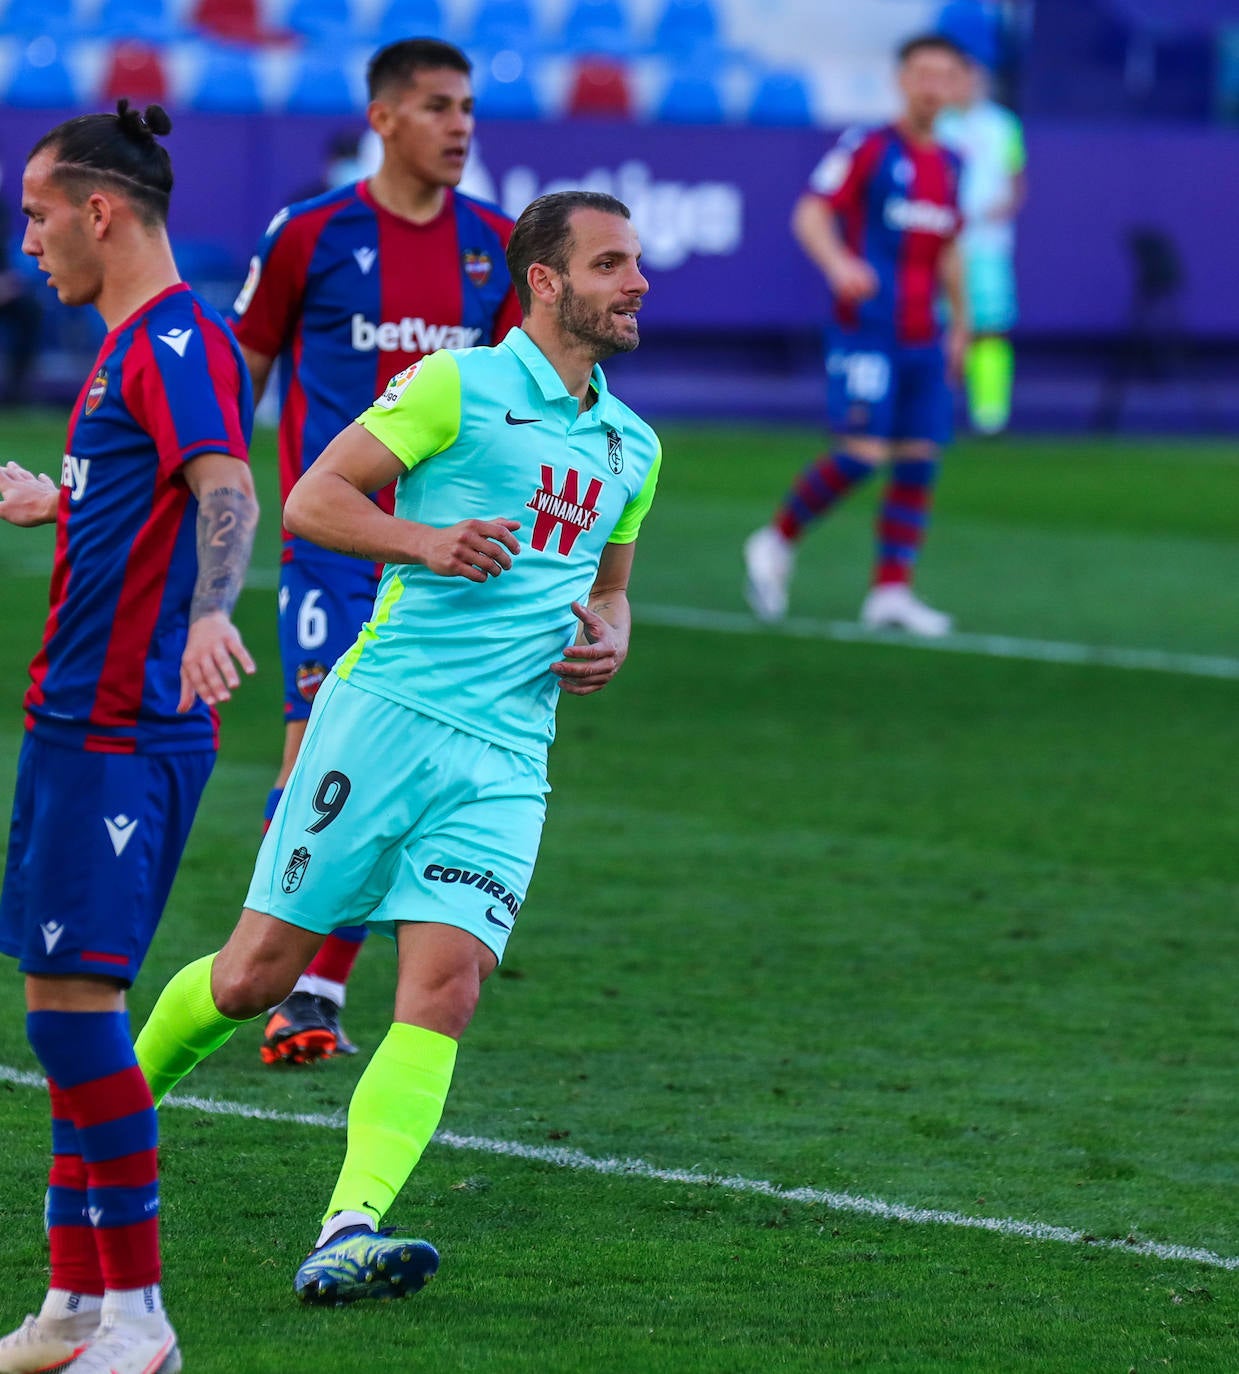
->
[294, 1225, 439, 1306]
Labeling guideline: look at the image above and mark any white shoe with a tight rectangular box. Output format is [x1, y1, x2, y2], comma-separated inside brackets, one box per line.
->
[0, 1310, 98, 1372]
[860, 584, 953, 637]
[743, 526, 794, 623]
[62, 1314, 180, 1374]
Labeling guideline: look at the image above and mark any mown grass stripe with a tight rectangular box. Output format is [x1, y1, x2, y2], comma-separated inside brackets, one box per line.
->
[634, 603, 1239, 682]
[1, 1063, 1233, 1272]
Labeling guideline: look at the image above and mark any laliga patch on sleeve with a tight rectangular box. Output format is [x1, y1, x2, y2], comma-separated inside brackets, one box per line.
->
[374, 360, 423, 410]
[233, 255, 262, 316]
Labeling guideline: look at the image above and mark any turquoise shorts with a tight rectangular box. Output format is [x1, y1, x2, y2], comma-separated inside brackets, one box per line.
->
[245, 673, 548, 960]
[964, 246, 1017, 334]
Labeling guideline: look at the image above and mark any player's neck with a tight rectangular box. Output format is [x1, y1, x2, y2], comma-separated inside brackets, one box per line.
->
[896, 115, 937, 146]
[96, 238, 181, 332]
[366, 168, 448, 225]
[522, 319, 597, 410]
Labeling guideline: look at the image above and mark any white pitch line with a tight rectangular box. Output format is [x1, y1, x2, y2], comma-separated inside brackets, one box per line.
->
[1, 1064, 1234, 1273]
[634, 603, 1239, 682]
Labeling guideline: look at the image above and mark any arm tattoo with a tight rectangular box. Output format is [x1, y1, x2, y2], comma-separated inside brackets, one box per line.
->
[190, 485, 259, 621]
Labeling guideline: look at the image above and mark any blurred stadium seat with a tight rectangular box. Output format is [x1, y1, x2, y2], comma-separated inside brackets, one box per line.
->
[747, 69, 813, 126]
[101, 40, 170, 103]
[5, 37, 78, 106]
[286, 0, 353, 45]
[2, 0, 75, 38]
[373, 0, 448, 44]
[564, 55, 633, 116]
[191, 0, 266, 44]
[656, 65, 724, 122]
[651, 0, 721, 57]
[189, 42, 267, 111]
[476, 56, 543, 117]
[558, 0, 636, 56]
[94, 0, 178, 42]
[284, 47, 356, 112]
[467, 0, 540, 52]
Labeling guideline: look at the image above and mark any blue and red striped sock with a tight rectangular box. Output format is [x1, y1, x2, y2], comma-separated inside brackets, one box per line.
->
[874, 457, 939, 586]
[28, 1011, 162, 1296]
[46, 1081, 105, 1297]
[775, 452, 874, 541]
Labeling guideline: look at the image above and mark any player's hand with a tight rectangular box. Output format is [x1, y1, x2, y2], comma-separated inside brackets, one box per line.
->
[419, 518, 521, 582]
[178, 611, 256, 713]
[946, 322, 970, 383]
[551, 601, 627, 696]
[0, 461, 59, 527]
[828, 254, 879, 303]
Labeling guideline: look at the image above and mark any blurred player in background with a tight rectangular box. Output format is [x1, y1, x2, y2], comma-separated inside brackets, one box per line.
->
[744, 34, 969, 637]
[936, 42, 1026, 435]
[136, 190, 659, 1306]
[0, 102, 256, 1374]
[231, 37, 520, 1066]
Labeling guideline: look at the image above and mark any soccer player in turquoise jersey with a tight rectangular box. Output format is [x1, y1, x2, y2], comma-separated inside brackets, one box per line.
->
[134, 190, 659, 1305]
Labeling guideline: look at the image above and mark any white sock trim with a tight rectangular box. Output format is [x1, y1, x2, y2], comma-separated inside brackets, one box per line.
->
[101, 1285, 163, 1320]
[315, 1209, 374, 1249]
[40, 1289, 103, 1320]
[294, 974, 346, 1006]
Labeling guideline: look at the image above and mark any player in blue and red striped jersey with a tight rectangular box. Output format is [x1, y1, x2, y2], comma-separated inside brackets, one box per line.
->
[0, 102, 257, 1374]
[230, 38, 521, 1067]
[745, 34, 970, 637]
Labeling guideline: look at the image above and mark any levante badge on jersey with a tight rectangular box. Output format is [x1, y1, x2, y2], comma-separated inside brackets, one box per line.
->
[85, 368, 108, 416]
[463, 251, 492, 287]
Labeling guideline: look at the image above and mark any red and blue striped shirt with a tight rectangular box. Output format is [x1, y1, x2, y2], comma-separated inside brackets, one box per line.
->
[231, 181, 520, 569]
[809, 124, 962, 345]
[25, 284, 253, 754]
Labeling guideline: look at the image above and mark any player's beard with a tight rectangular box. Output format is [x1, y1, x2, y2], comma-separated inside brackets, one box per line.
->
[557, 279, 639, 360]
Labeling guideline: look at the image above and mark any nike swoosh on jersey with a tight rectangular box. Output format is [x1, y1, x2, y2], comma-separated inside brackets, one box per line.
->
[504, 411, 541, 425]
[484, 906, 512, 930]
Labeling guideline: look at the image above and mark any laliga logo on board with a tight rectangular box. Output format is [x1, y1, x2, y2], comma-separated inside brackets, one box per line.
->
[497, 160, 742, 270]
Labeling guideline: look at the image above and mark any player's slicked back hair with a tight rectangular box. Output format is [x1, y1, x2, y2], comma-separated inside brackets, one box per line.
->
[367, 37, 472, 100]
[898, 32, 968, 64]
[29, 100, 174, 228]
[506, 191, 632, 313]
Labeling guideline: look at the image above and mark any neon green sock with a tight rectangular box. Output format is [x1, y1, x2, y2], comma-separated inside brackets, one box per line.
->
[965, 336, 1014, 434]
[134, 954, 251, 1105]
[324, 1022, 458, 1226]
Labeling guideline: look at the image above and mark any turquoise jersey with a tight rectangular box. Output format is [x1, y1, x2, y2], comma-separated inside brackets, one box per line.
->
[338, 327, 661, 761]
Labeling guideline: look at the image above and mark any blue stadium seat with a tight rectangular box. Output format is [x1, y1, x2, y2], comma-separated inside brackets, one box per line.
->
[936, 0, 1000, 68]
[372, 0, 446, 44]
[467, 0, 538, 52]
[286, 0, 352, 45]
[93, 0, 179, 41]
[558, 0, 635, 56]
[189, 43, 266, 112]
[747, 70, 813, 127]
[656, 66, 723, 123]
[651, 0, 720, 58]
[477, 59, 542, 118]
[2, 0, 74, 37]
[284, 49, 356, 113]
[5, 37, 77, 107]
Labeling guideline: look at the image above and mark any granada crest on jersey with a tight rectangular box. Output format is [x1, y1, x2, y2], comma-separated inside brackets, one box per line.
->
[606, 430, 623, 474]
[463, 251, 492, 287]
[84, 368, 108, 416]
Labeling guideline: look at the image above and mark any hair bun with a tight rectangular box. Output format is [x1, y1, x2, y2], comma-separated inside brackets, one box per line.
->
[114, 98, 172, 142]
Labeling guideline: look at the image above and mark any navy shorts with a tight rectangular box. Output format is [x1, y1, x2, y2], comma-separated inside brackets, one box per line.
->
[0, 734, 214, 984]
[825, 334, 953, 447]
[279, 559, 379, 722]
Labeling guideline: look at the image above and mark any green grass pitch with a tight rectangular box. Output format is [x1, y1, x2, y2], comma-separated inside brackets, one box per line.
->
[0, 413, 1237, 1371]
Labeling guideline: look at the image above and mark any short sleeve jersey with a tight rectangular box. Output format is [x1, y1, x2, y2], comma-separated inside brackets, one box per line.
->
[231, 181, 521, 569]
[25, 284, 254, 754]
[936, 99, 1025, 258]
[808, 124, 962, 345]
[338, 328, 661, 761]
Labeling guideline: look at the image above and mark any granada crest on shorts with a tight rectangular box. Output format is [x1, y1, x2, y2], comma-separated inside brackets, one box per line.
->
[85, 368, 108, 415]
[463, 251, 492, 287]
[282, 845, 311, 893]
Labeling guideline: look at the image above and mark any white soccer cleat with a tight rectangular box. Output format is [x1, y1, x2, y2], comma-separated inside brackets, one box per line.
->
[743, 526, 794, 623]
[61, 1314, 180, 1374]
[0, 1310, 98, 1372]
[860, 584, 954, 638]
